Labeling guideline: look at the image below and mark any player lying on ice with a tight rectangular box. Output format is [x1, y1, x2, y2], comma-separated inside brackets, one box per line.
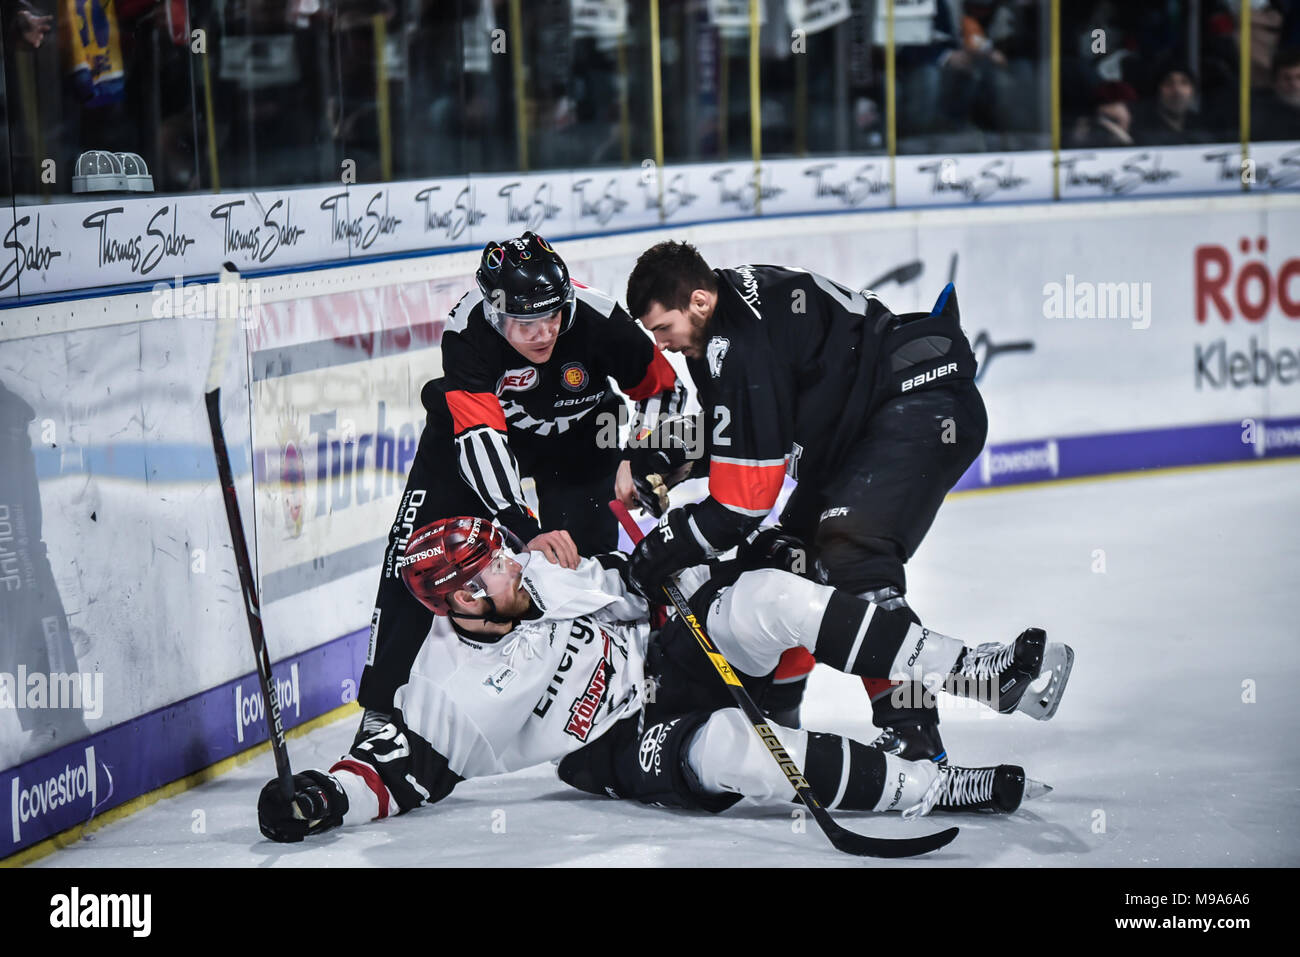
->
[258, 518, 1071, 843]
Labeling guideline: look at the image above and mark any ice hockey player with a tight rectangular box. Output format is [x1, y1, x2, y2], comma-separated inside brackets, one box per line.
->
[257, 517, 1067, 844]
[356, 232, 686, 737]
[441, 231, 685, 556]
[621, 241, 1054, 762]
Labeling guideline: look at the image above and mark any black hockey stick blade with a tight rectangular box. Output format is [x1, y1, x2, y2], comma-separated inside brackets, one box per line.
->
[610, 501, 959, 859]
[821, 816, 959, 858]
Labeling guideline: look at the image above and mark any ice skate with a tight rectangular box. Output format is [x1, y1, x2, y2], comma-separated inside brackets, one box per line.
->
[869, 719, 949, 765]
[903, 764, 1051, 818]
[948, 628, 1074, 719]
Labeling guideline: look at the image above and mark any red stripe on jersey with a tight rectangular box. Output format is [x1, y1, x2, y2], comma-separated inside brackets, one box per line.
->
[624, 350, 679, 401]
[446, 390, 507, 434]
[709, 459, 785, 514]
[774, 647, 816, 681]
[330, 758, 391, 819]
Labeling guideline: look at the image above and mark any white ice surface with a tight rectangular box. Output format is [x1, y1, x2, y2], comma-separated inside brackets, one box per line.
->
[35, 462, 1300, 867]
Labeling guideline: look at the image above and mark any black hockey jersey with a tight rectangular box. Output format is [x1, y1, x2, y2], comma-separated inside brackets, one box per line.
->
[437, 280, 686, 542]
[680, 265, 977, 554]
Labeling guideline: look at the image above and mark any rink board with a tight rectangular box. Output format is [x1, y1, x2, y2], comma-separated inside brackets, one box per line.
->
[2, 193, 1299, 860]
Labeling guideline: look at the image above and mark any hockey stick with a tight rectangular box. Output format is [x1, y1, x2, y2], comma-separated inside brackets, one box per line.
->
[610, 501, 959, 859]
[205, 264, 294, 801]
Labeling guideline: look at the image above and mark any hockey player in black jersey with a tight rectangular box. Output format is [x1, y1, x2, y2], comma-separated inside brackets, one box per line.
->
[258, 516, 1066, 844]
[621, 240, 1061, 763]
[356, 232, 686, 731]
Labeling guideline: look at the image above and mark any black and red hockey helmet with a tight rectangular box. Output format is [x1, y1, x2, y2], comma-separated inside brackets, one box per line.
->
[399, 517, 530, 616]
[475, 231, 576, 336]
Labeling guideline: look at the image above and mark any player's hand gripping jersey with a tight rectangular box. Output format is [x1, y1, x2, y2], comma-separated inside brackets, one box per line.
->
[440, 234, 685, 544]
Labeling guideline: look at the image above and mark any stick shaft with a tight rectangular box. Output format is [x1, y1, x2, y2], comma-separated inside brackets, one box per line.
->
[206, 388, 293, 800]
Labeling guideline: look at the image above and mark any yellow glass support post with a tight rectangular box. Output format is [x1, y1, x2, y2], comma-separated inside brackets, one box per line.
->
[651, 0, 665, 220]
[373, 14, 392, 182]
[719, 32, 729, 157]
[1050, 0, 1060, 200]
[618, 35, 631, 166]
[509, 0, 528, 171]
[200, 46, 221, 192]
[1240, 0, 1251, 190]
[795, 39, 807, 156]
[886, 0, 897, 206]
[750, 0, 762, 213]
[14, 50, 47, 200]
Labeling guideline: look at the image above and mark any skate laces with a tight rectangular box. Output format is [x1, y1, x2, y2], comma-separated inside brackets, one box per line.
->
[960, 641, 1016, 678]
[902, 767, 947, 820]
[939, 766, 996, 808]
[902, 766, 997, 819]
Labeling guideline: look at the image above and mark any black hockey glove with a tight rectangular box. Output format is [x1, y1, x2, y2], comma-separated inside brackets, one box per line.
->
[628, 508, 708, 599]
[626, 415, 698, 517]
[258, 770, 349, 844]
[736, 525, 811, 577]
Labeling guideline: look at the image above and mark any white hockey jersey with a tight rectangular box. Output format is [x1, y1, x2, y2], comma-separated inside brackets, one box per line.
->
[392, 555, 653, 779]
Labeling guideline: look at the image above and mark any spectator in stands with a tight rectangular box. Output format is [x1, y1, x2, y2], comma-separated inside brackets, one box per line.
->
[7, 1, 52, 49]
[1068, 81, 1137, 149]
[1254, 46, 1300, 140]
[1133, 57, 1211, 145]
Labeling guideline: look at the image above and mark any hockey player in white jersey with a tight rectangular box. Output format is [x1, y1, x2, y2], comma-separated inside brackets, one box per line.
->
[257, 517, 1068, 843]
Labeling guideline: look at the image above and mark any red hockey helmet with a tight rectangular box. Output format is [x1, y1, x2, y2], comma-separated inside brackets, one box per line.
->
[399, 517, 530, 615]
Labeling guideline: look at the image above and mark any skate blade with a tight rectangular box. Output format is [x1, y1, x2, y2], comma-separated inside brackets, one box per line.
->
[1022, 778, 1053, 803]
[1016, 643, 1074, 721]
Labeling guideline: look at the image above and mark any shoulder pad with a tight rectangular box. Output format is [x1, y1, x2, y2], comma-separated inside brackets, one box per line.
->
[572, 280, 621, 320]
[446, 289, 485, 334]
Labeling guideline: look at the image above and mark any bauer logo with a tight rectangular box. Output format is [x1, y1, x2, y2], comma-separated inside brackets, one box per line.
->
[979, 440, 1059, 485]
[234, 663, 300, 744]
[10, 746, 98, 844]
[901, 361, 958, 392]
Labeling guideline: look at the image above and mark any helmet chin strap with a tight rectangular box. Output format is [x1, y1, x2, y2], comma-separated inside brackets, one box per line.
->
[447, 595, 519, 643]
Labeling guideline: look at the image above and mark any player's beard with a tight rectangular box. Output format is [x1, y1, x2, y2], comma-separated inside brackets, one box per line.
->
[686, 312, 710, 358]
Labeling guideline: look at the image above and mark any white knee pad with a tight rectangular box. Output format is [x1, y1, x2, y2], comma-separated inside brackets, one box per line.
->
[685, 708, 810, 804]
[706, 568, 832, 676]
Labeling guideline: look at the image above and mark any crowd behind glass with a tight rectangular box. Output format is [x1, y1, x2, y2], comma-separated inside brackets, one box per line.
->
[1, 0, 1298, 202]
